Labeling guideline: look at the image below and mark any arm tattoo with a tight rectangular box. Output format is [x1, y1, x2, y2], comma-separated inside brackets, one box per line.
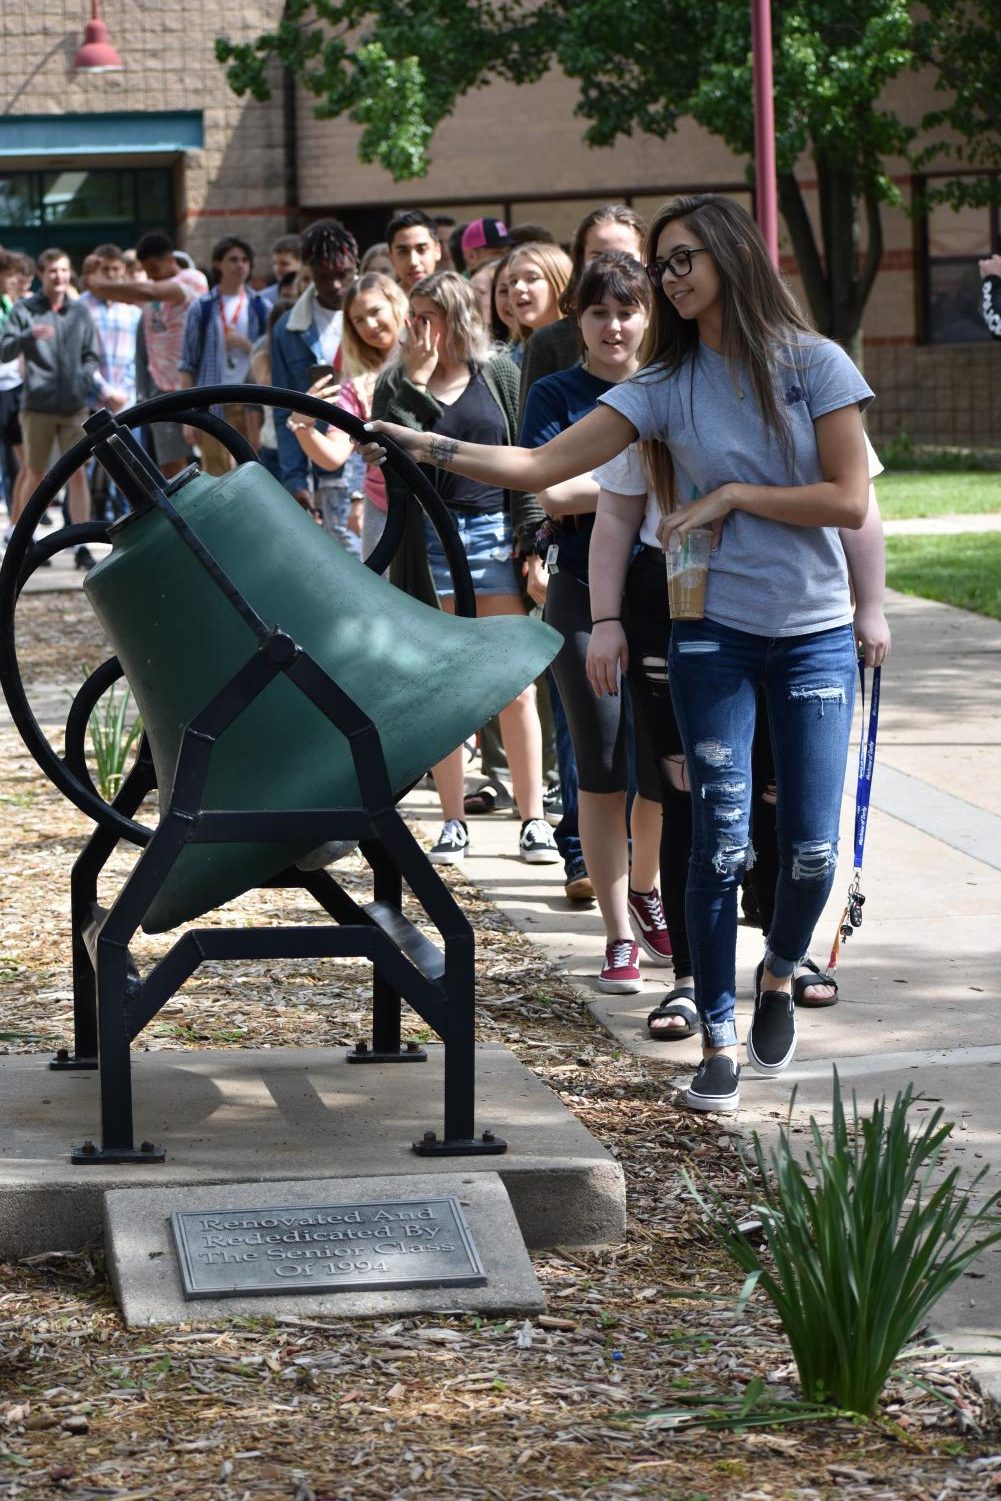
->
[427, 434, 459, 469]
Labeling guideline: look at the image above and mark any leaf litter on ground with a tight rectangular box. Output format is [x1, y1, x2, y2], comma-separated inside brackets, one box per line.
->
[0, 594, 999, 1499]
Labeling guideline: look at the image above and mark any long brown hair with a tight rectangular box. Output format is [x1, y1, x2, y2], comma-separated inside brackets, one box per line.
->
[559, 204, 645, 317]
[640, 194, 815, 514]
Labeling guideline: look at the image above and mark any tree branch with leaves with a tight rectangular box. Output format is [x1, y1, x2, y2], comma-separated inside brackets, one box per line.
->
[217, 0, 1001, 350]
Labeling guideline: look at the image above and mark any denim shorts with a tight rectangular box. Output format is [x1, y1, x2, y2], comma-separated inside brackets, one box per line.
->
[423, 508, 520, 598]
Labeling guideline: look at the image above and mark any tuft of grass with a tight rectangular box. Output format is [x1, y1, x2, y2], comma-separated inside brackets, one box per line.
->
[877, 471, 1001, 519]
[885, 533, 1001, 619]
[86, 677, 144, 802]
[685, 1073, 1001, 1416]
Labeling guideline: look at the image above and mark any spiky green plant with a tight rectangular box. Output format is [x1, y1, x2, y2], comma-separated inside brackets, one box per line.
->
[686, 1072, 1001, 1415]
[87, 678, 143, 802]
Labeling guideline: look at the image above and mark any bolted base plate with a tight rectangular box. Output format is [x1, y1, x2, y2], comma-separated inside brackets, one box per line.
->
[347, 1043, 427, 1063]
[72, 1142, 166, 1165]
[50, 1052, 99, 1071]
[413, 1133, 507, 1157]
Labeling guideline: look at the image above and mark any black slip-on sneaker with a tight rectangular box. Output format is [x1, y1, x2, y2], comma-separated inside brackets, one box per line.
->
[685, 1055, 741, 1113]
[747, 989, 797, 1075]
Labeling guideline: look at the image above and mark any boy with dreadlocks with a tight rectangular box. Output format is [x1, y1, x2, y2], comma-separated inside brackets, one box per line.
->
[272, 219, 362, 551]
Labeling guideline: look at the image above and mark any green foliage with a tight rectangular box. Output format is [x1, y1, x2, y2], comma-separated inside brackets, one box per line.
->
[686, 1074, 1001, 1415]
[623, 1378, 846, 1433]
[86, 677, 144, 803]
[215, 0, 559, 181]
[912, 0, 1001, 207]
[215, 1, 1001, 341]
[885, 532, 1001, 619]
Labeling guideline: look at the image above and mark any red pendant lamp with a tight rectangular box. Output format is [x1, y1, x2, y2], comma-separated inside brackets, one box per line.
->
[74, 1, 125, 73]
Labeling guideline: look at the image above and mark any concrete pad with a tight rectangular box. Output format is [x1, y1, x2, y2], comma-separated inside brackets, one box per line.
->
[0, 1043, 625, 1258]
[104, 1172, 544, 1327]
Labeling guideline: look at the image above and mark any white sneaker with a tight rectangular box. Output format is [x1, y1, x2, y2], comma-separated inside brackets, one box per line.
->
[519, 817, 560, 864]
[429, 819, 469, 865]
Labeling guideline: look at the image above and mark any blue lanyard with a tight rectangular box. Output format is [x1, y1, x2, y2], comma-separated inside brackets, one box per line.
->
[828, 660, 880, 970]
[852, 660, 880, 872]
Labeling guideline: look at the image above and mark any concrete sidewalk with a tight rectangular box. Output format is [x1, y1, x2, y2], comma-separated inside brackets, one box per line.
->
[427, 587, 1001, 1395]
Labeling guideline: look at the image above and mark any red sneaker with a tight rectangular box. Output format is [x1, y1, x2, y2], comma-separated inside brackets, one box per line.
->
[627, 887, 673, 966]
[598, 938, 643, 994]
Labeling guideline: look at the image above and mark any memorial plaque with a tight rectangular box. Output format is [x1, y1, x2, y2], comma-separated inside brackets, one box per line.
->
[170, 1196, 486, 1300]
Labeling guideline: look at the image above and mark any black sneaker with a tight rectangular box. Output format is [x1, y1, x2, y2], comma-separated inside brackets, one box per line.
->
[686, 1055, 740, 1113]
[428, 819, 469, 865]
[75, 545, 97, 571]
[519, 817, 560, 864]
[542, 784, 563, 824]
[747, 990, 797, 1075]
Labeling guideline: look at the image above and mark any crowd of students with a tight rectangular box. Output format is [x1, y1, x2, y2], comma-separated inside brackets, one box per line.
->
[0, 197, 892, 1116]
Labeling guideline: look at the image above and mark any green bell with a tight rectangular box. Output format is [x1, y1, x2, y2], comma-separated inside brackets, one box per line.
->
[84, 463, 559, 934]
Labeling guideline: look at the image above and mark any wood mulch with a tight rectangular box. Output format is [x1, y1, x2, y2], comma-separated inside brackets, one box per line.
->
[1, 593, 1000, 1500]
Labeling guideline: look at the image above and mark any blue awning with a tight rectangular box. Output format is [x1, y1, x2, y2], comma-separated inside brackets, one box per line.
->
[0, 112, 203, 157]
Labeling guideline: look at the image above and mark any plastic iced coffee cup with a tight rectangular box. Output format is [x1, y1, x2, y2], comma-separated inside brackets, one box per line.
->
[665, 527, 712, 620]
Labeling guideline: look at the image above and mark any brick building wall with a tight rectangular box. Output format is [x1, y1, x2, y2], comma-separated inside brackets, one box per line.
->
[0, 0, 288, 267]
[295, 56, 1001, 448]
[866, 343, 1001, 449]
[296, 68, 748, 226]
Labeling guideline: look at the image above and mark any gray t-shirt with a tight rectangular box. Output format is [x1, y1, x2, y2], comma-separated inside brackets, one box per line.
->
[596, 334, 874, 637]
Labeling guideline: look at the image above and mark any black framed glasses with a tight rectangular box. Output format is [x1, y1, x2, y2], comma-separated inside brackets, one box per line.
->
[646, 247, 709, 284]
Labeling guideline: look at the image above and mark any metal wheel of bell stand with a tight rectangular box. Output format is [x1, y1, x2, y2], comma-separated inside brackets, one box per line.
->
[0, 388, 506, 1163]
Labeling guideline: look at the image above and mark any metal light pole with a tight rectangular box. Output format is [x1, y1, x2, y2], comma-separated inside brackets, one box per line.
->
[751, 0, 779, 266]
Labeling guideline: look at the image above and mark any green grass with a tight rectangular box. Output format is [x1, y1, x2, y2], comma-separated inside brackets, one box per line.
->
[885, 533, 1001, 620]
[877, 471, 1001, 519]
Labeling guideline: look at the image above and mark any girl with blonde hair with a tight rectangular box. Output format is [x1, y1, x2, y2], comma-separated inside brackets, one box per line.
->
[287, 272, 408, 557]
[506, 242, 573, 342]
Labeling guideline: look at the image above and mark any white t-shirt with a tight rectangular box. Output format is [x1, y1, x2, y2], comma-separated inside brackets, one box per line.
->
[595, 431, 885, 552]
[313, 303, 343, 364]
[220, 292, 251, 384]
[144, 266, 208, 393]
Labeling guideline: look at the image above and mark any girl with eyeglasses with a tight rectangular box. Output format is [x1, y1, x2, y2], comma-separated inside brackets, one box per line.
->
[363, 193, 874, 1116]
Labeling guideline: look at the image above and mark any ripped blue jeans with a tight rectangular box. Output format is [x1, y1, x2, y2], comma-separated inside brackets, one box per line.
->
[669, 619, 857, 1049]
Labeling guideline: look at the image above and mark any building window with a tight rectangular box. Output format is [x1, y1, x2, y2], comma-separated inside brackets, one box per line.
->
[921, 175, 1000, 344]
[0, 166, 174, 266]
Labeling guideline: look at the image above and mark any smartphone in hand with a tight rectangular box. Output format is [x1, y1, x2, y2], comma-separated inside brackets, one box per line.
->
[306, 364, 337, 385]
